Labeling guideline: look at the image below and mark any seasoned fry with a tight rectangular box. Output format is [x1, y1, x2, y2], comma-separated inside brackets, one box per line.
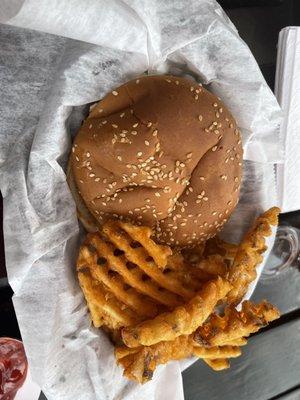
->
[77, 269, 139, 329]
[227, 207, 280, 304]
[116, 336, 241, 383]
[194, 300, 280, 347]
[118, 221, 172, 269]
[121, 277, 231, 347]
[103, 221, 195, 299]
[193, 345, 241, 359]
[87, 233, 181, 307]
[80, 245, 159, 318]
[75, 212, 281, 384]
[204, 358, 229, 371]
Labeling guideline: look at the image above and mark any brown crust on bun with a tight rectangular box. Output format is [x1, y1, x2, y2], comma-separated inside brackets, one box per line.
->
[69, 75, 242, 247]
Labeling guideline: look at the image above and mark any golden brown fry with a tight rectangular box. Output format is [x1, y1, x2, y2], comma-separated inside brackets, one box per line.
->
[193, 345, 241, 359]
[88, 233, 181, 308]
[194, 300, 280, 347]
[117, 336, 240, 383]
[80, 245, 159, 319]
[121, 277, 231, 347]
[77, 269, 139, 329]
[103, 221, 195, 299]
[204, 358, 230, 371]
[227, 207, 280, 304]
[225, 338, 248, 347]
[116, 336, 194, 383]
[119, 221, 172, 269]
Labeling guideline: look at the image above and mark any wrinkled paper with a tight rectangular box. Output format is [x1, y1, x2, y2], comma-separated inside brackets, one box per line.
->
[0, 1, 282, 399]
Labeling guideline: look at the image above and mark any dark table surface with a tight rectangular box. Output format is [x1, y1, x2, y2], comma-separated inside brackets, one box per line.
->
[1, 1, 300, 400]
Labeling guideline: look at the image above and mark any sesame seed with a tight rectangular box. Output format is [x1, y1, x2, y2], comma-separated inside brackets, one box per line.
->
[133, 123, 138, 128]
[227, 200, 232, 205]
[220, 174, 227, 180]
[219, 108, 223, 113]
[147, 122, 152, 127]
[188, 187, 193, 192]
[79, 179, 83, 184]
[212, 146, 218, 152]
[117, 156, 122, 161]
[194, 95, 199, 100]
[137, 152, 142, 157]
[102, 120, 107, 125]
[229, 123, 234, 128]
[213, 121, 218, 126]
[72, 147, 75, 153]
[145, 140, 150, 146]
[212, 211, 217, 215]
[175, 80, 179, 85]
[175, 167, 180, 174]
[234, 177, 239, 182]
[166, 79, 171, 83]
[190, 87, 194, 92]
[180, 162, 185, 168]
[213, 103, 218, 107]
[199, 176, 205, 180]
[136, 79, 140, 84]
[198, 115, 203, 121]
[203, 197, 208, 201]
[131, 131, 137, 135]
[187, 152, 193, 159]
[95, 178, 100, 182]
[120, 112, 125, 118]
[112, 91, 118, 96]
[153, 129, 158, 136]
[89, 124, 93, 129]
[75, 156, 80, 162]
[112, 124, 118, 129]
[216, 112, 220, 118]
[155, 192, 160, 197]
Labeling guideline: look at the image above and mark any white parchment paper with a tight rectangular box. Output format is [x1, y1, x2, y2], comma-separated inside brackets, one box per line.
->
[0, 1, 282, 399]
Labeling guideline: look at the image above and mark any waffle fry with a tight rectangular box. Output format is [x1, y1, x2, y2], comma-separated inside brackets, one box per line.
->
[76, 220, 208, 330]
[75, 209, 280, 384]
[118, 221, 172, 269]
[103, 221, 197, 299]
[227, 207, 280, 304]
[121, 277, 231, 347]
[193, 300, 280, 347]
[77, 269, 139, 329]
[204, 358, 229, 371]
[116, 335, 241, 383]
[193, 345, 241, 359]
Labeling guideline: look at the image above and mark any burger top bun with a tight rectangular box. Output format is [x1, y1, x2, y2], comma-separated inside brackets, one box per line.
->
[68, 75, 243, 247]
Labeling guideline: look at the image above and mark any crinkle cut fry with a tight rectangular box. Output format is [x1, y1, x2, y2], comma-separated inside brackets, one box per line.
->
[194, 300, 280, 347]
[118, 221, 172, 269]
[121, 277, 231, 347]
[103, 221, 195, 299]
[88, 233, 181, 308]
[227, 207, 280, 304]
[79, 244, 159, 319]
[77, 269, 139, 329]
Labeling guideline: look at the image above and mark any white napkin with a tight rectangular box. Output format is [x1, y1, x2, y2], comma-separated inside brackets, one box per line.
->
[0, 1, 282, 400]
[275, 26, 300, 212]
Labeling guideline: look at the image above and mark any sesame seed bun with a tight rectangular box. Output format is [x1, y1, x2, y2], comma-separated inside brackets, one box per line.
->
[68, 75, 242, 247]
